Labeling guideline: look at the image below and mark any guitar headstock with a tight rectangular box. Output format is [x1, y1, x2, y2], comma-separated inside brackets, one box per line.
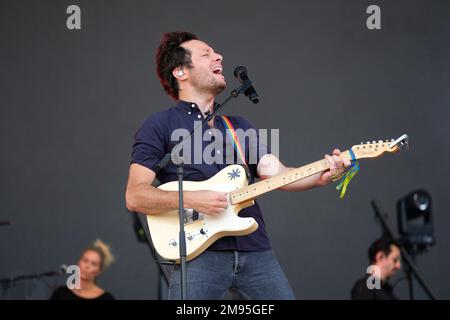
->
[350, 134, 409, 160]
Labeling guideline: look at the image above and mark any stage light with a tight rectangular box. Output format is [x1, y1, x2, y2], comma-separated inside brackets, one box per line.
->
[397, 189, 435, 250]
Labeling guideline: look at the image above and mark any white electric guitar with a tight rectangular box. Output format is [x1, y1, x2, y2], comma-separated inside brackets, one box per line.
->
[147, 134, 409, 262]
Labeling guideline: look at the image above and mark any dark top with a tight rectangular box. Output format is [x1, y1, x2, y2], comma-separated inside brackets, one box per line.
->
[50, 286, 115, 300]
[131, 100, 272, 251]
[351, 275, 398, 300]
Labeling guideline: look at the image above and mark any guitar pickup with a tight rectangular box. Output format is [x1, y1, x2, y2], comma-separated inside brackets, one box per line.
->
[183, 208, 204, 225]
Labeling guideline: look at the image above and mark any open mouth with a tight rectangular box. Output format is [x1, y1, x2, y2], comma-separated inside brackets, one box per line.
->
[212, 66, 223, 75]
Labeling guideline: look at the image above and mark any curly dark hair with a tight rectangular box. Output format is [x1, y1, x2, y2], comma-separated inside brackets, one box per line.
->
[155, 31, 198, 100]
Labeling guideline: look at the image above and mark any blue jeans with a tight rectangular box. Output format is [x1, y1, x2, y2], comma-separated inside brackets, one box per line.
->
[167, 250, 295, 300]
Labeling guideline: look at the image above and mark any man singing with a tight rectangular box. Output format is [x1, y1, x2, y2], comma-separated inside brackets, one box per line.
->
[125, 31, 351, 299]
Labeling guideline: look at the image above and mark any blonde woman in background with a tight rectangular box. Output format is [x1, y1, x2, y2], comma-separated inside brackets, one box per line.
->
[50, 239, 115, 300]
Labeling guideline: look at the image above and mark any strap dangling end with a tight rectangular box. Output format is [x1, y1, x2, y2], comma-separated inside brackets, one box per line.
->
[335, 161, 360, 199]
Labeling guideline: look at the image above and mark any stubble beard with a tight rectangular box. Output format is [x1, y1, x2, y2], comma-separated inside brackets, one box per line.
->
[191, 69, 226, 96]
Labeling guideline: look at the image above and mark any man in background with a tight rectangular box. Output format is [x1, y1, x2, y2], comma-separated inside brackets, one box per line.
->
[351, 237, 402, 300]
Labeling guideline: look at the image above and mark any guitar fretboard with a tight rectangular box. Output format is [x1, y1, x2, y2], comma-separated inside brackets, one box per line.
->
[229, 150, 352, 205]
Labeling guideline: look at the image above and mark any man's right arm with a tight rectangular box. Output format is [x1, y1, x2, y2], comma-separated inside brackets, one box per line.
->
[125, 163, 228, 215]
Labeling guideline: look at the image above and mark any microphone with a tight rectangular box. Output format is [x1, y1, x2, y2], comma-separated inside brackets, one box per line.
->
[233, 66, 259, 104]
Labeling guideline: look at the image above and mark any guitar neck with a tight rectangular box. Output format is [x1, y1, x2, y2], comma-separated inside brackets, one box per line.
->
[229, 150, 352, 205]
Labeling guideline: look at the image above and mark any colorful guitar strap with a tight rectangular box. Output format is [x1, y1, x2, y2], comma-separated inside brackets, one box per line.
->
[220, 115, 252, 179]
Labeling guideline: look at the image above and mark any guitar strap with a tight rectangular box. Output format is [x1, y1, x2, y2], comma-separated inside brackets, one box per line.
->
[220, 115, 253, 181]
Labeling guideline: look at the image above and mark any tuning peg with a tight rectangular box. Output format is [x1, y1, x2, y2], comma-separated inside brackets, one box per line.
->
[378, 140, 383, 143]
[366, 141, 371, 144]
[392, 134, 410, 151]
[391, 139, 395, 142]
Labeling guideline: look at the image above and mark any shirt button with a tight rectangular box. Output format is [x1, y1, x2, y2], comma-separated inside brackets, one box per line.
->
[197, 114, 202, 119]
[191, 104, 195, 108]
[188, 111, 191, 115]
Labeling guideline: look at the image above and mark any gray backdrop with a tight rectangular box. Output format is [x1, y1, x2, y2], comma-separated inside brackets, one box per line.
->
[1, 0, 449, 299]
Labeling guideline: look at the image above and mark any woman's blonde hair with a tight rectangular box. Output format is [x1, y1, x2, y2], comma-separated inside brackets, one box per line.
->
[83, 239, 115, 271]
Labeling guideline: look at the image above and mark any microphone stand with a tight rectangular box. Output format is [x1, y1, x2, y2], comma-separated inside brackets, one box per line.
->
[0, 269, 64, 299]
[0, 271, 62, 285]
[370, 200, 437, 300]
[154, 81, 253, 300]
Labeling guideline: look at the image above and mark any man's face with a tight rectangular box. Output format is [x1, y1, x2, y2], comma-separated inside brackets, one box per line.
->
[180, 40, 226, 95]
[379, 245, 402, 280]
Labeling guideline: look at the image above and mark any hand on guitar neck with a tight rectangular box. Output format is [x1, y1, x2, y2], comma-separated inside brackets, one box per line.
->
[257, 148, 352, 192]
[318, 149, 353, 186]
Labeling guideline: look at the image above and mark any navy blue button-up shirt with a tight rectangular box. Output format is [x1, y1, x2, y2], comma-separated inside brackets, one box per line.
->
[131, 100, 271, 251]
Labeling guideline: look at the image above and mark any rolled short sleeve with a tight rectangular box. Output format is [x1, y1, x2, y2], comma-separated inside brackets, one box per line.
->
[131, 112, 169, 173]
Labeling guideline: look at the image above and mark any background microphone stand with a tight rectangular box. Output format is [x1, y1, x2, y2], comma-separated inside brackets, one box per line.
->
[0, 267, 65, 299]
[0, 270, 64, 286]
[371, 200, 437, 300]
[153, 80, 254, 300]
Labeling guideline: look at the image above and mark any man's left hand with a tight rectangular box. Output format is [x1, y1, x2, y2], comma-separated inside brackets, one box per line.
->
[318, 149, 352, 186]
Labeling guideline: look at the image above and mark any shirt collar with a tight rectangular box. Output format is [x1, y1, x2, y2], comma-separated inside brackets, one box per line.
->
[175, 100, 220, 114]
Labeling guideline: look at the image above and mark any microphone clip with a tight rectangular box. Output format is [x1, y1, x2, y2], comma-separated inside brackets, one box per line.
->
[231, 80, 253, 97]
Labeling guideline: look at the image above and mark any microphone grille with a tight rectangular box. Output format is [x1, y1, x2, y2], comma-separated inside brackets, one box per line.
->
[233, 66, 247, 78]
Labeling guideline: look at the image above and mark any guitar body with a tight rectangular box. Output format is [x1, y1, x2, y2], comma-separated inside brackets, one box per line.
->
[147, 165, 257, 262]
